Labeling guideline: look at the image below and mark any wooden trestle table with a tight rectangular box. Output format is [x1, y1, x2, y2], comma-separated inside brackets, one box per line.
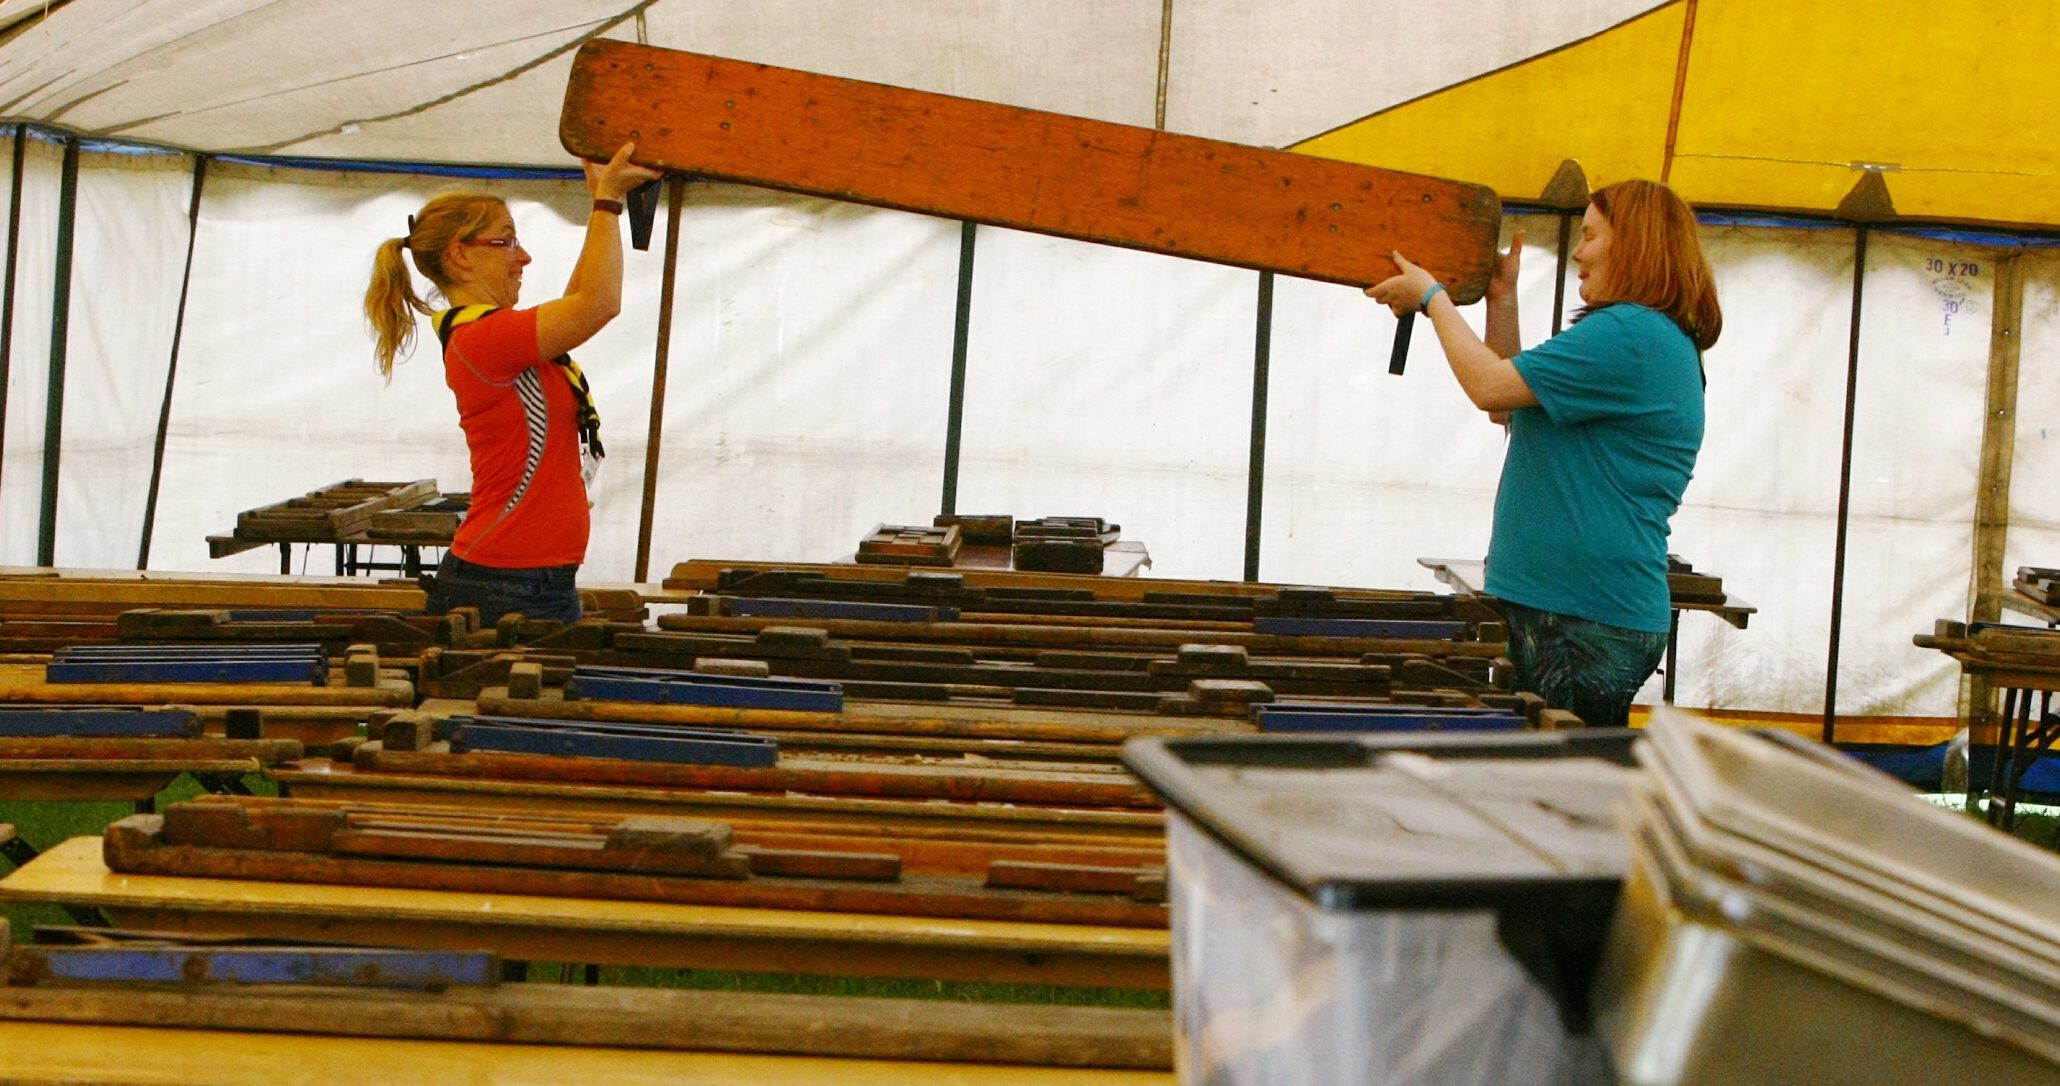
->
[0, 838, 1170, 989]
[0, 1022, 1171, 1085]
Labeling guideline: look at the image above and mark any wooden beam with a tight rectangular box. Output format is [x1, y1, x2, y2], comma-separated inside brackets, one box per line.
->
[561, 40, 1502, 300]
[0, 984, 1173, 1069]
[1967, 252, 2024, 737]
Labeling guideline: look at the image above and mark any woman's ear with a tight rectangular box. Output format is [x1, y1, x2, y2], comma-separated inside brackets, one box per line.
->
[440, 242, 475, 286]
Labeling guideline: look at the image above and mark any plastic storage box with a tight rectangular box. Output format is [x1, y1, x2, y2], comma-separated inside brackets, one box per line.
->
[1123, 730, 1637, 1086]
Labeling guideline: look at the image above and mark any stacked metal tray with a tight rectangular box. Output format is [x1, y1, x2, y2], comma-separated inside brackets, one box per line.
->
[1597, 708, 2060, 1085]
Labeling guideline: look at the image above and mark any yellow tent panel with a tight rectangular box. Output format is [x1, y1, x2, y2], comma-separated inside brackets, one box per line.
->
[1673, 0, 2060, 225]
[1292, 0, 2060, 227]
[1291, 6, 1685, 203]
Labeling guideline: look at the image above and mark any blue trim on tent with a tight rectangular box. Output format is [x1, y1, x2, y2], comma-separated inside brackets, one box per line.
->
[1502, 201, 2060, 248]
[6, 121, 578, 181]
[10, 118, 2060, 239]
[212, 154, 579, 182]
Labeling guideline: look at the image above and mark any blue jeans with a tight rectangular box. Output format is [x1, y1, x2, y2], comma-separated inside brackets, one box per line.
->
[1500, 600, 1667, 728]
[425, 552, 582, 626]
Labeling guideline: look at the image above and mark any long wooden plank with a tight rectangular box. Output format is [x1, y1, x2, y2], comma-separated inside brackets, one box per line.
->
[0, 571, 425, 611]
[560, 40, 1501, 299]
[0, 985, 1172, 1069]
[269, 761, 1167, 839]
[666, 557, 1494, 607]
[182, 794, 1163, 880]
[354, 743, 1156, 808]
[476, 689, 1246, 744]
[644, 614, 1506, 658]
[104, 817, 1168, 929]
[0, 1022, 1172, 1084]
[0, 664, 412, 707]
[0, 738, 299, 761]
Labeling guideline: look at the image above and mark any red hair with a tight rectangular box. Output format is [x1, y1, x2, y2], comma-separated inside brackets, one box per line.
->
[1587, 179, 1722, 350]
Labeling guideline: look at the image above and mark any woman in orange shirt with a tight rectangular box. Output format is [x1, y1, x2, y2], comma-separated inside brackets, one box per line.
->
[364, 143, 660, 624]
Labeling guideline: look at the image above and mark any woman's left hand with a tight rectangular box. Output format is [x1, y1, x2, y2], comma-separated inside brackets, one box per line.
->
[584, 142, 663, 202]
[1365, 252, 1438, 317]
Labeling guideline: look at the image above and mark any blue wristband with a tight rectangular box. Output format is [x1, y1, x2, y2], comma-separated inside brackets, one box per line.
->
[1418, 282, 1448, 314]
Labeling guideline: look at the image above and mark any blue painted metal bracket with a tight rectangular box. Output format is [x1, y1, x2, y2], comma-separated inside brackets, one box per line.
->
[8, 944, 497, 989]
[721, 596, 958, 623]
[0, 707, 200, 738]
[565, 666, 843, 713]
[219, 609, 393, 621]
[444, 714, 780, 767]
[1253, 703, 1525, 732]
[45, 644, 328, 685]
[1251, 617, 1468, 640]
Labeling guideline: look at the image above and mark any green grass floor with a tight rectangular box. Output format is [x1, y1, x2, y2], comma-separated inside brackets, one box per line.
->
[0, 774, 1167, 1007]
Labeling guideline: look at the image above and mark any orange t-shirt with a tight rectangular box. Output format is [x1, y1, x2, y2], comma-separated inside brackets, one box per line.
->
[441, 308, 589, 567]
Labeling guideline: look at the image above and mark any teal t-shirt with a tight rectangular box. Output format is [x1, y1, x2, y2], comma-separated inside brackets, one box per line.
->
[1486, 303, 1704, 633]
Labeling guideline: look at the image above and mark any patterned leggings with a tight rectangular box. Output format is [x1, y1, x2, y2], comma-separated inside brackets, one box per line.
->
[1500, 600, 1668, 728]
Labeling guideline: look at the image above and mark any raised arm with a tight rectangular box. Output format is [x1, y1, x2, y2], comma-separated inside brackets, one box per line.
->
[534, 142, 663, 360]
[1366, 238, 1537, 414]
[1483, 229, 1524, 360]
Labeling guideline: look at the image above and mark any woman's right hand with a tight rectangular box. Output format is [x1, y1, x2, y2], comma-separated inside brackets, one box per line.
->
[584, 142, 662, 201]
[1486, 228, 1525, 304]
[1365, 252, 1439, 316]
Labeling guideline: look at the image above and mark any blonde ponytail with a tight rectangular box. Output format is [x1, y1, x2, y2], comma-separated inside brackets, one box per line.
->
[365, 236, 430, 379]
[362, 192, 509, 379]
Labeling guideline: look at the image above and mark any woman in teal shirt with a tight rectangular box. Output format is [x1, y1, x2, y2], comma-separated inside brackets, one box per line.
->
[1368, 179, 1722, 727]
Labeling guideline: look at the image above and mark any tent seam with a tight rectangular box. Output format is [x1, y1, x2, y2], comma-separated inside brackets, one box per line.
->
[244, 1, 661, 156]
[1660, 0, 1698, 182]
[1285, 0, 1682, 151]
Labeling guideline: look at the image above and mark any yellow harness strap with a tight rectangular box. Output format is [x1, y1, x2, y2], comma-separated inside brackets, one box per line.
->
[433, 305, 604, 458]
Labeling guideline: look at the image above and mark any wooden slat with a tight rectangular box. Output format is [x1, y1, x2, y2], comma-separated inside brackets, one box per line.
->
[475, 689, 1244, 745]
[0, 984, 1173, 1069]
[104, 815, 1168, 928]
[0, 738, 299, 761]
[664, 558, 1491, 608]
[353, 743, 1157, 808]
[268, 761, 1167, 839]
[0, 664, 412, 707]
[0, 571, 424, 612]
[560, 40, 1501, 299]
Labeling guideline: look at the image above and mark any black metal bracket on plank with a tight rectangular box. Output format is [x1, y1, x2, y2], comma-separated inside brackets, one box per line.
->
[0, 835, 38, 870]
[565, 666, 843, 713]
[1388, 310, 1414, 375]
[0, 707, 198, 738]
[45, 644, 328, 685]
[627, 177, 664, 250]
[192, 772, 256, 797]
[1252, 704, 1524, 733]
[4, 935, 498, 990]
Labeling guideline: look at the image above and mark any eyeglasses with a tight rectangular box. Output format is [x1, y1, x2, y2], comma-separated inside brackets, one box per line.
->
[463, 236, 523, 251]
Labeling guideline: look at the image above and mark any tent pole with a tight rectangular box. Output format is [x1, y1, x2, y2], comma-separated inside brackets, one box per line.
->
[1242, 271, 1273, 582]
[633, 174, 686, 583]
[1965, 252, 2024, 753]
[0, 125, 26, 514]
[939, 220, 976, 515]
[37, 133, 79, 567]
[136, 154, 209, 570]
[1822, 224, 1869, 743]
[1551, 210, 1572, 334]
